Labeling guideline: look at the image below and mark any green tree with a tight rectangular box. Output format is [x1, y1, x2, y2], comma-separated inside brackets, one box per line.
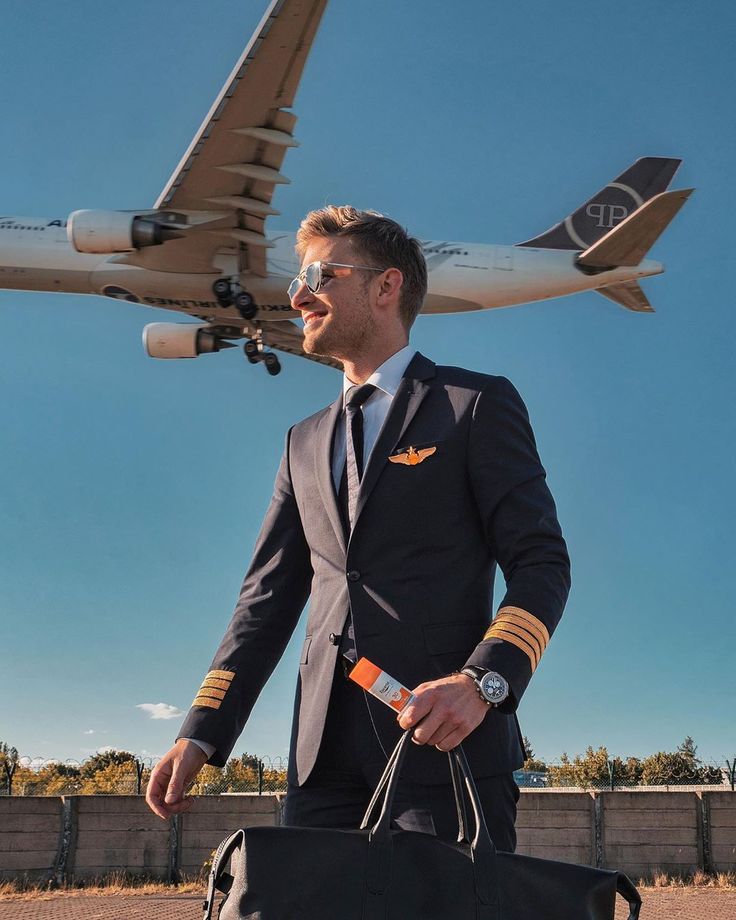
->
[521, 737, 548, 773]
[189, 764, 225, 795]
[79, 761, 141, 794]
[22, 762, 81, 795]
[0, 742, 19, 795]
[80, 749, 136, 779]
[641, 737, 723, 786]
[547, 747, 643, 789]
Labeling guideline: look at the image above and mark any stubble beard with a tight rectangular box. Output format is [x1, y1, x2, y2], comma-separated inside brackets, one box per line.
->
[303, 297, 376, 362]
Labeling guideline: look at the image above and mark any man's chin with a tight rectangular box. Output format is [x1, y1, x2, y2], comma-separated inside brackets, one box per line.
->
[303, 330, 338, 359]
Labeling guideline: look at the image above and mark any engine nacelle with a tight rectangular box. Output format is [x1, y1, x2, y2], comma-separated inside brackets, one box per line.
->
[142, 323, 228, 359]
[67, 209, 175, 254]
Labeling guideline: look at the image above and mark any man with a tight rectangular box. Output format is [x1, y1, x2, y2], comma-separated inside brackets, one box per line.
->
[146, 207, 570, 850]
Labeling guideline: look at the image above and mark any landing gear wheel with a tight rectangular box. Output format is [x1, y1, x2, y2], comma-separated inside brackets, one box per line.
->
[234, 291, 257, 320]
[212, 278, 233, 306]
[264, 353, 281, 376]
[243, 339, 260, 364]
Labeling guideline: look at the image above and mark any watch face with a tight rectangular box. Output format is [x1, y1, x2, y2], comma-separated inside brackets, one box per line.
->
[480, 671, 508, 703]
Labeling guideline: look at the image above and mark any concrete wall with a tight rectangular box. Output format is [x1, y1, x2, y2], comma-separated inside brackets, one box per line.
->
[0, 791, 733, 883]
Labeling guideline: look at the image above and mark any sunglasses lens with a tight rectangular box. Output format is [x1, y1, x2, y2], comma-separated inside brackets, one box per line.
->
[287, 277, 300, 299]
[305, 262, 321, 293]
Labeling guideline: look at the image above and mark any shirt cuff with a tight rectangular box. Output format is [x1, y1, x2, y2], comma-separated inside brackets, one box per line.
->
[182, 737, 216, 759]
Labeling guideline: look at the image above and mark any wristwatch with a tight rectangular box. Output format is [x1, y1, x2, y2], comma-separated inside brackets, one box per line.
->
[460, 667, 510, 707]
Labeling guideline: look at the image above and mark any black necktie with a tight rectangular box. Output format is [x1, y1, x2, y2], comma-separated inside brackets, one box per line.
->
[343, 383, 377, 528]
[337, 383, 376, 665]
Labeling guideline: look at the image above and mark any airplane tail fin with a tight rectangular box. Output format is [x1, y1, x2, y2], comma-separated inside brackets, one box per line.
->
[517, 156, 682, 251]
[596, 280, 654, 313]
[577, 188, 693, 270]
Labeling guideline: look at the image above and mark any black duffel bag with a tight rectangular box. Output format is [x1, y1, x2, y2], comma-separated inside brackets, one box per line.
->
[203, 730, 641, 920]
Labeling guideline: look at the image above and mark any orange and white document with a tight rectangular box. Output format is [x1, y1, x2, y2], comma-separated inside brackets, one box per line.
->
[348, 657, 414, 714]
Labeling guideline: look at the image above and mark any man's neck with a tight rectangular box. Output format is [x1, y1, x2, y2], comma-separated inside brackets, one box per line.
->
[342, 339, 409, 385]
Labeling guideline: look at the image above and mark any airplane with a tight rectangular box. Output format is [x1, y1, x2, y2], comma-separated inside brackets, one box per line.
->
[0, 0, 692, 376]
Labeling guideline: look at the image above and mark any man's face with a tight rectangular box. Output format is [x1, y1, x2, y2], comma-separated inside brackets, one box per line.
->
[290, 236, 380, 361]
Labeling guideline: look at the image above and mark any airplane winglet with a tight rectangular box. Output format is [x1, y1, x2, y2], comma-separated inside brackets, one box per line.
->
[577, 188, 693, 269]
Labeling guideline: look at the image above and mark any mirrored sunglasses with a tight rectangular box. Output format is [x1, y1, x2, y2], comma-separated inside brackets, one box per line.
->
[287, 261, 384, 300]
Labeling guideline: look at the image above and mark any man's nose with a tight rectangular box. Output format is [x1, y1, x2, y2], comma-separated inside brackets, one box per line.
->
[290, 280, 315, 310]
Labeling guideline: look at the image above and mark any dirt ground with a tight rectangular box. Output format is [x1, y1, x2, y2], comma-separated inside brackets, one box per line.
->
[1, 887, 735, 919]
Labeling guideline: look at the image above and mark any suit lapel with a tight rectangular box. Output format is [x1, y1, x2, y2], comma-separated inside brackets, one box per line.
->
[314, 394, 347, 554]
[352, 352, 436, 530]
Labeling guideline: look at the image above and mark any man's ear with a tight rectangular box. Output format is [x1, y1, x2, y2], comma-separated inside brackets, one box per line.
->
[375, 267, 404, 309]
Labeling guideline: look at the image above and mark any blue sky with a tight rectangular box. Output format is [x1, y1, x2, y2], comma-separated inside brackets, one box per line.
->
[1, 0, 734, 767]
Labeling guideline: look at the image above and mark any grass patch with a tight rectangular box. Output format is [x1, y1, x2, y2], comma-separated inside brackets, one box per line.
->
[0, 871, 204, 901]
[638, 870, 736, 890]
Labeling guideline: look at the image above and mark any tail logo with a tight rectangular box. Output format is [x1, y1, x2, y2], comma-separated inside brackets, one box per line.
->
[586, 203, 629, 228]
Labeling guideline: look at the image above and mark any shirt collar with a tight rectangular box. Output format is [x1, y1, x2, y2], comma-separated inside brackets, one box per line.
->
[342, 344, 417, 406]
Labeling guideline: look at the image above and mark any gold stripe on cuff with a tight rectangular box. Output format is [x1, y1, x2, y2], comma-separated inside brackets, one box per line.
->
[493, 613, 544, 660]
[197, 685, 226, 700]
[206, 669, 235, 681]
[200, 677, 231, 692]
[193, 696, 222, 710]
[497, 606, 550, 647]
[484, 624, 539, 670]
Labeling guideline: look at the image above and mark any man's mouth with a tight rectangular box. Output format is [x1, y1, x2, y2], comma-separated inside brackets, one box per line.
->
[303, 310, 326, 326]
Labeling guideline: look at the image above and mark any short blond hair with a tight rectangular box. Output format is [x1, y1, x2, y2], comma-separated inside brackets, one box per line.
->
[295, 206, 427, 329]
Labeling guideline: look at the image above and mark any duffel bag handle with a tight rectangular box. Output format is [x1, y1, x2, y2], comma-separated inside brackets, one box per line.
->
[202, 829, 244, 920]
[616, 872, 642, 920]
[361, 730, 499, 918]
[360, 731, 469, 844]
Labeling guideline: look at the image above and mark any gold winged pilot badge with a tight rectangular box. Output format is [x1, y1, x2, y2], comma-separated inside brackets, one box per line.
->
[389, 445, 437, 466]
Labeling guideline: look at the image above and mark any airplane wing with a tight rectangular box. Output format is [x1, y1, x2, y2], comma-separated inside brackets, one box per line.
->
[116, 0, 328, 275]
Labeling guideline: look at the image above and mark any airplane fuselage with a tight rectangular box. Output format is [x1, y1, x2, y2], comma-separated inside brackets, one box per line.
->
[0, 216, 663, 324]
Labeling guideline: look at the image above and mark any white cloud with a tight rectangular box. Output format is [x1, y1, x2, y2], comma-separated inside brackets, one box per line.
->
[83, 729, 95, 735]
[96, 745, 115, 754]
[136, 702, 184, 721]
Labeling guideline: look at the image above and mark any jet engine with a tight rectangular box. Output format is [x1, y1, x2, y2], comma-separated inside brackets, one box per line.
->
[67, 209, 183, 254]
[142, 323, 233, 359]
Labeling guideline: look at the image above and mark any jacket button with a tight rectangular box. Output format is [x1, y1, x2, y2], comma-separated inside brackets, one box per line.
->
[328, 632, 340, 645]
[347, 570, 361, 582]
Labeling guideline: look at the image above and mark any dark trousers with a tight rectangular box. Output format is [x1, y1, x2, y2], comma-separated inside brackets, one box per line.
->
[283, 666, 519, 851]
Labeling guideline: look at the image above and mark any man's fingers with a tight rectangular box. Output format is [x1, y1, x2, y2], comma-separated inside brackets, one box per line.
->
[397, 685, 434, 730]
[165, 763, 187, 805]
[145, 760, 174, 819]
[145, 741, 207, 821]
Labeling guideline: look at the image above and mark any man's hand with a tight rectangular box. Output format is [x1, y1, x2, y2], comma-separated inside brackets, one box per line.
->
[397, 673, 489, 751]
[145, 739, 209, 820]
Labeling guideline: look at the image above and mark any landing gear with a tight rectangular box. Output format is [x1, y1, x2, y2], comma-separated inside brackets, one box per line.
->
[212, 278, 257, 319]
[212, 278, 232, 304]
[264, 352, 281, 376]
[243, 333, 281, 376]
[234, 291, 257, 320]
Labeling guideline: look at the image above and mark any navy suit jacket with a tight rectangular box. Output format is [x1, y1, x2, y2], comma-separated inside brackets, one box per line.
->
[178, 352, 571, 784]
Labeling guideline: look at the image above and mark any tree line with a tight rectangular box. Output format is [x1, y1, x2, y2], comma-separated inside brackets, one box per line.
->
[522, 735, 728, 789]
[1, 737, 731, 795]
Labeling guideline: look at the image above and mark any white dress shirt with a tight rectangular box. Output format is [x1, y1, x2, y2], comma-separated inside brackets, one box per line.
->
[332, 344, 417, 488]
[186, 344, 417, 762]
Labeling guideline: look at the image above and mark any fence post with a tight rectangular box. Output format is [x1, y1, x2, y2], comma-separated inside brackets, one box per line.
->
[725, 758, 735, 792]
[607, 760, 616, 792]
[135, 759, 145, 795]
[696, 792, 713, 874]
[53, 795, 79, 886]
[168, 813, 181, 884]
[258, 760, 264, 795]
[593, 794, 605, 868]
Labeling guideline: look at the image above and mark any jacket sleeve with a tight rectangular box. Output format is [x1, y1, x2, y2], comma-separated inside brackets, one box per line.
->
[463, 377, 571, 711]
[176, 428, 313, 766]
